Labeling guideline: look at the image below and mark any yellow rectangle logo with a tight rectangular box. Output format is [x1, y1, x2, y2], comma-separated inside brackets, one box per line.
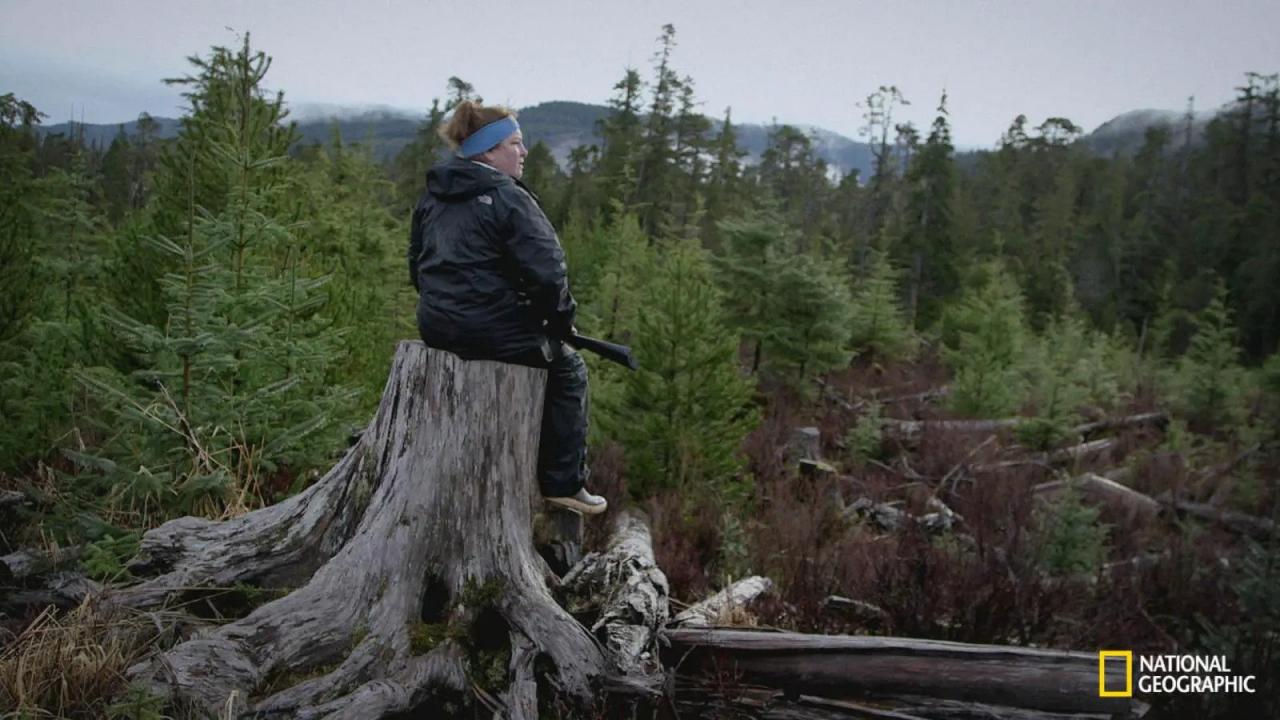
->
[1099, 650, 1133, 697]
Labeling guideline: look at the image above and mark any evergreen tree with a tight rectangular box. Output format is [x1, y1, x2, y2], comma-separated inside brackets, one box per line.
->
[1171, 280, 1247, 430]
[703, 107, 747, 241]
[81, 38, 353, 520]
[754, 124, 830, 247]
[0, 95, 109, 469]
[391, 98, 446, 211]
[669, 76, 711, 232]
[941, 260, 1030, 417]
[603, 239, 757, 498]
[1019, 312, 1125, 448]
[634, 24, 681, 236]
[714, 214, 790, 373]
[520, 141, 563, 207]
[768, 253, 853, 387]
[559, 144, 601, 223]
[560, 207, 653, 343]
[859, 85, 909, 229]
[714, 213, 851, 388]
[294, 130, 412, 410]
[848, 249, 917, 363]
[0, 94, 45, 357]
[900, 91, 957, 326]
[1023, 154, 1082, 325]
[597, 68, 645, 213]
[100, 128, 132, 225]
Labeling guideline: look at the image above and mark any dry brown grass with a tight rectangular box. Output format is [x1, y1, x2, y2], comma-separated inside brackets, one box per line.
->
[0, 598, 163, 718]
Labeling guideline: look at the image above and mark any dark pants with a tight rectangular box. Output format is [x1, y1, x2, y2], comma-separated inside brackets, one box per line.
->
[497, 342, 590, 497]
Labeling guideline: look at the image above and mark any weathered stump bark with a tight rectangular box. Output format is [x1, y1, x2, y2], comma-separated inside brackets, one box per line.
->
[123, 341, 605, 718]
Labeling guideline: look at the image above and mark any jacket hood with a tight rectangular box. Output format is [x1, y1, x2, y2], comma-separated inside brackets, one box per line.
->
[426, 157, 510, 200]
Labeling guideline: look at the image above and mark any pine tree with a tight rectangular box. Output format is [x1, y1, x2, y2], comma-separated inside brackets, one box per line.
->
[520, 140, 563, 212]
[714, 214, 790, 373]
[754, 124, 830, 248]
[0, 94, 46, 356]
[703, 108, 747, 241]
[1019, 312, 1124, 448]
[100, 128, 132, 225]
[1171, 280, 1247, 430]
[669, 76, 711, 232]
[941, 261, 1030, 417]
[597, 68, 644, 213]
[603, 239, 757, 498]
[0, 95, 113, 469]
[768, 253, 853, 387]
[391, 98, 446, 211]
[634, 24, 681, 236]
[714, 213, 851, 388]
[848, 249, 916, 363]
[900, 91, 957, 327]
[858, 85, 910, 230]
[559, 207, 653, 344]
[294, 130, 412, 410]
[82, 38, 353, 519]
[1023, 156, 1082, 326]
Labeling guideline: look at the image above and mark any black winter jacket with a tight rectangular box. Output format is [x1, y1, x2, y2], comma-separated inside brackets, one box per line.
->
[409, 157, 577, 360]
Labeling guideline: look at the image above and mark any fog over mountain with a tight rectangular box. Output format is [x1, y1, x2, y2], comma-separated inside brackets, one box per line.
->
[39, 99, 1221, 180]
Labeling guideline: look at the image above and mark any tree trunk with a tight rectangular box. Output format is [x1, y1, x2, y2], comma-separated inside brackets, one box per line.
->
[122, 341, 606, 718]
[665, 628, 1145, 717]
[561, 508, 669, 698]
[1034, 473, 1160, 523]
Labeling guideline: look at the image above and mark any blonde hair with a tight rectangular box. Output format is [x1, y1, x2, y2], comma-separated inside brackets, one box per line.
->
[438, 100, 518, 151]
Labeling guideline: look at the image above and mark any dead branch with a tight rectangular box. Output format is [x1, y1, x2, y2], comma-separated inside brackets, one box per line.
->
[670, 576, 775, 628]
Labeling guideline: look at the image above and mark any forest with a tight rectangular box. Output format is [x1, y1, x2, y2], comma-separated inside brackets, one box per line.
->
[1, 26, 1278, 719]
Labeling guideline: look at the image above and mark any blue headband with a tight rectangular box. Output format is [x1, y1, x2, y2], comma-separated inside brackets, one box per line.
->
[459, 116, 520, 158]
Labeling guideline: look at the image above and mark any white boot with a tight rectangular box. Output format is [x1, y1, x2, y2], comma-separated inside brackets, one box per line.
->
[545, 488, 608, 515]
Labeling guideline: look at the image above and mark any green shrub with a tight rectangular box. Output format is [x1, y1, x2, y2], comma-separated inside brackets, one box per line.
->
[1033, 486, 1109, 576]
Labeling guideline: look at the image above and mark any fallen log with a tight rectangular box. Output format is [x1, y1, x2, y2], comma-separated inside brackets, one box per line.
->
[883, 412, 1165, 442]
[1, 545, 82, 582]
[665, 628, 1144, 717]
[1071, 412, 1168, 438]
[120, 342, 609, 718]
[674, 683, 1128, 719]
[880, 386, 951, 406]
[881, 418, 1024, 438]
[671, 576, 775, 628]
[0, 488, 25, 510]
[843, 498, 960, 535]
[561, 507, 669, 696]
[974, 439, 1117, 474]
[1035, 473, 1274, 539]
[1034, 473, 1160, 523]
[823, 596, 890, 625]
[1, 546, 95, 614]
[1044, 438, 1116, 464]
[1160, 497, 1275, 539]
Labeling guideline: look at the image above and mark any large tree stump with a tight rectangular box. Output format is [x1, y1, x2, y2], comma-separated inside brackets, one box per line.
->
[124, 341, 606, 718]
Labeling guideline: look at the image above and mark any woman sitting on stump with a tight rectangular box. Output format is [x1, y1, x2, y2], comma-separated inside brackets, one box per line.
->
[408, 100, 606, 515]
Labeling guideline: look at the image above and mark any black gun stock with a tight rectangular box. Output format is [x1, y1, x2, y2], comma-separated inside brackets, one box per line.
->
[568, 333, 638, 371]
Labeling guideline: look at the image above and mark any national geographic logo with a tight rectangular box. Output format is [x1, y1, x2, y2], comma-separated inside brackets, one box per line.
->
[1099, 651, 1257, 696]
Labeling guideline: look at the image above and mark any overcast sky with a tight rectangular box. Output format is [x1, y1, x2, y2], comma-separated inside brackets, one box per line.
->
[2, 0, 1277, 147]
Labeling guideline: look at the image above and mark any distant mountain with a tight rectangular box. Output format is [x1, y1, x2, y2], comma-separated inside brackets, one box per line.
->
[35, 115, 183, 149]
[38, 100, 877, 178]
[1080, 108, 1216, 156]
[40, 101, 1217, 177]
